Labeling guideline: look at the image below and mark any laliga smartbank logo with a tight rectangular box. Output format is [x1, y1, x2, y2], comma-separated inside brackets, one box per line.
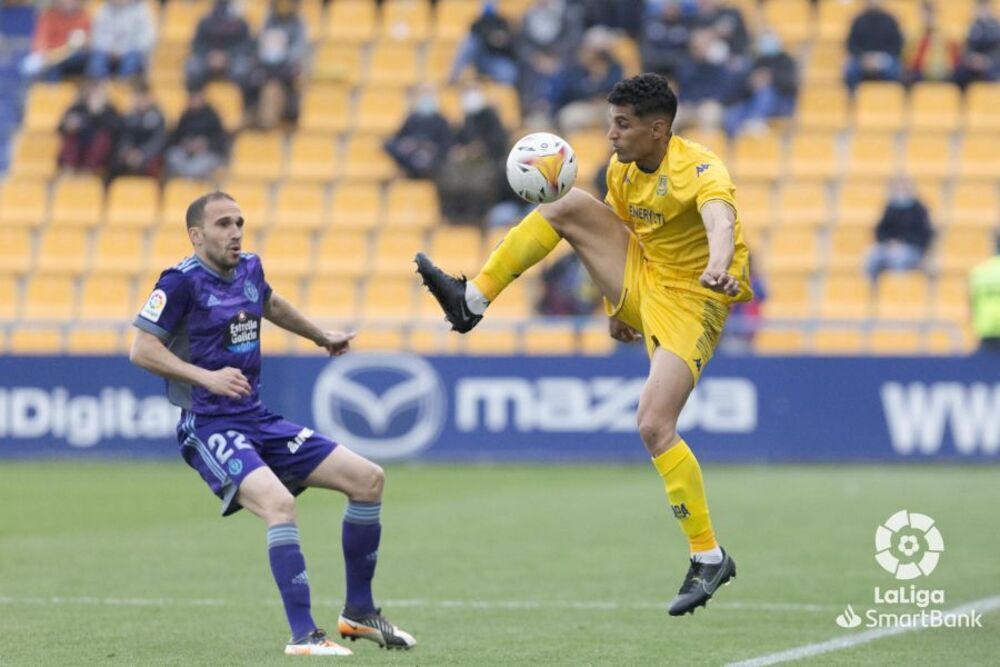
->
[835, 511, 983, 630]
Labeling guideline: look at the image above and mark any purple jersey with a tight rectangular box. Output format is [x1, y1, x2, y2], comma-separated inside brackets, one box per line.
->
[133, 253, 271, 415]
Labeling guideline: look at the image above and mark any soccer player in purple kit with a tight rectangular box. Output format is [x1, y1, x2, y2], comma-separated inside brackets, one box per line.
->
[130, 191, 415, 656]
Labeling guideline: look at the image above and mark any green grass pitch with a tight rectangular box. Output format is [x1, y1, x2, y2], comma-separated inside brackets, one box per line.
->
[1, 462, 998, 665]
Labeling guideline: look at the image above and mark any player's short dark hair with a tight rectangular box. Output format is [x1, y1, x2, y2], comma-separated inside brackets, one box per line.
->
[607, 73, 678, 122]
[186, 191, 235, 228]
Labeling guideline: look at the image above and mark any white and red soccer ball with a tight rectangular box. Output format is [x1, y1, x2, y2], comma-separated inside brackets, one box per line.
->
[505, 132, 578, 204]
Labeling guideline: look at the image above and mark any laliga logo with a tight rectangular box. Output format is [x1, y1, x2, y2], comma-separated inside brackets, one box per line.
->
[875, 510, 944, 580]
[311, 352, 445, 461]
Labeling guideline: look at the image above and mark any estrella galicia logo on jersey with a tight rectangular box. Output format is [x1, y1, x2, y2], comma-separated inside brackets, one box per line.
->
[696, 162, 712, 177]
[656, 174, 668, 196]
[311, 352, 446, 461]
[243, 281, 259, 303]
[227, 458, 243, 476]
[225, 310, 260, 353]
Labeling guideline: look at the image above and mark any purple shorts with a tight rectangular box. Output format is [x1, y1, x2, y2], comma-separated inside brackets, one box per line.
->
[176, 407, 337, 516]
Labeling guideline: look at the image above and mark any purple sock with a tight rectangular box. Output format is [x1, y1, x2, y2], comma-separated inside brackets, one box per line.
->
[267, 523, 315, 640]
[342, 500, 381, 616]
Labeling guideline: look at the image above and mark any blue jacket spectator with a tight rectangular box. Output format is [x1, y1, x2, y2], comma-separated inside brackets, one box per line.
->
[724, 30, 798, 136]
[954, 0, 1000, 88]
[384, 87, 455, 179]
[844, 0, 904, 90]
[695, 0, 750, 58]
[553, 27, 623, 131]
[641, 0, 695, 78]
[185, 0, 255, 96]
[450, 2, 519, 85]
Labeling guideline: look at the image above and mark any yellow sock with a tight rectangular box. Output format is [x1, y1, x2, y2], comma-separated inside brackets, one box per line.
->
[472, 209, 561, 301]
[651, 440, 718, 553]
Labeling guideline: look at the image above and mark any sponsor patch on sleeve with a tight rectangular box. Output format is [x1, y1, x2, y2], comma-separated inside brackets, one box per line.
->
[140, 289, 168, 322]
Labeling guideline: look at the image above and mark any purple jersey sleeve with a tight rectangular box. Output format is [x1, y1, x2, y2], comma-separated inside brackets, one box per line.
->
[133, 269, 193, 340]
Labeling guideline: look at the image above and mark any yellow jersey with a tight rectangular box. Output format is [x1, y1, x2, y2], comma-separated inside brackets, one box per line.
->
[604, 134, 752, 303]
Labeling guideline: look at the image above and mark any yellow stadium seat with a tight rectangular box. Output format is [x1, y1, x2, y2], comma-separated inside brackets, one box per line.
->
[79, 275, 134, 321]
[105, 177, 160, 228]
[0, 275, 18, 319]
[819, 274, 874, 319]
[938, 0, 976, 40]
[49, 177, 104, 228]
[67, 327, 125, 353]
[298, 83, 353, 134]
[155, 83, 190, 128]
[223, 180, 273, 227]
[484, 83, 521, 130]
[463, 326, 519, 355]
[161, 0, 210, 44]
[933, 276, 970, 323]
[314, 230, 372, 278]
[428, 225, 484, 276]
[868, 328, 922, 354]
[329, 182, 382, 231]
[827, 226, 870, 273]
[327, 0, 377, 43]
[362, 275, 416, 321]
[937, 228, 995, 274]
[0, 228, 32, 276]
[287, 134, 338, 182]
[35, 229, 89, 275]
[380, 0, 431, 42]
[762, 0, 813, 48]
[901, 134, 954, 181]
[8, 132, 59, 179]
[355, 89, 409, 136]
[23, 82, 77, 132]
[817, 0, 859, 44]
[762, 228, 819, 273]
[951, 183, 1000, 229]
[612, 32, 642, 77]
[787, 131, 840, 182]
[681, 128, 728, 157]
[797, 86, 849, 131]
[160, 178, 213, 225]
[149, 226, 194, 268]
[775, 183, 830, 228]
[204, 81, 244, 132]
[844, 132, 897, 180]
[9, 327, 64, 353]
[339, 135, 397, 181]
[434, 0, 480, 42]
[523, 324, 576, 355]
[731, 133, 783, 182]
[874, 272, 931, 320]
[372, 230, 425, 276]
[272, 183, 329, 232]
[566, 129, 612, 184]
[761, 275, 813, 318]
[90, 229, 145, 277]
[230, 132, 286, 182]
[305, 278, 358, 321]
[957, 133, 1000, 181]
[735, 183, 773, 233]
[424, 38, 462, 84]
[753, 329, 807, 354]
[384, 180, 440, 230]
[148, 42, 187, 86]
[243, 0, 268, 32]
[964, 82, 1000, 133]
[925, 325, 974, 355]
[908, 83, 960, 132]
[478, 280, 530, 319]
[805, 41, 845, 86]
[368, 42, 421, 86]
[258, 231, 315, 278]
[836, 181, 886, 229]
[811, 327, 866, 355]
[350, 327, 407, 352]
[23, 274, 77, 320]
[266, 274, 305, 308]
[311, 44, 364, 86]
[0, 178, 48, 228]
[409, 322, 461, 354]
[579, 323, 616, 355]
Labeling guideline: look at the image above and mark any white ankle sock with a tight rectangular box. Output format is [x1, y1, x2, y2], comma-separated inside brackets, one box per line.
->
[464, 282, 489, 315]
[691, 547, 723, 565]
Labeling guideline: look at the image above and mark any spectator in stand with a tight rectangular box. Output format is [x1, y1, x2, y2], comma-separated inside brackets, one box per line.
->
[675, 28, 740, 130]
[865, 176, 934, 282]
[969, 230, 1000, 352]
[954, 0, 1000, 89]
[640, 0, 695, 79]
[905, 0, 959, 84]
[519, 49, 565, 124]
[844, 0, 904, 91]
[108, 80, 166, 181]
[518, 0, 585, 63]
[553, 26, 623, 132]
[721, 253, 766, 353]
[57, 81, 122, 176]
[185, 0, 256, 99]
[164, 88, 229, 180]
[537, 253, 601, 316]
[244, 0, 308, 129]
[724, 29, 798, 136]
[581, 0, 644, 39]
[384, 85, 454, 179]
[21, 0, 91, 81]
[86, 0, 156, 80]
[694, 0, 750, 60]
[449, 2, 519, 86]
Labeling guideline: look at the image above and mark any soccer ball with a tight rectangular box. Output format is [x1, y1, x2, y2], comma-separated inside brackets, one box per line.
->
[506, 132, 578, 204]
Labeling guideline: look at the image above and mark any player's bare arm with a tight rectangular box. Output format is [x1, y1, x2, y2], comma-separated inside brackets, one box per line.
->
[699, 200, 741, 297]
[129, 329, 251, 398]
[263, 291, 355, 356]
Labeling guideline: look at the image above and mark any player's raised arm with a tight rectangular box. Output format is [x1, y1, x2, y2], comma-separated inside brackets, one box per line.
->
[129, 329, 251, 399]
[263, 291, 355, 356]
[699, 200, 741, 297]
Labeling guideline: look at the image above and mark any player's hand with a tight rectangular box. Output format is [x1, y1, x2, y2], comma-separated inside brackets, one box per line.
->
[316, 330, 356, 356]
[609, 317, 642, 343]
[203, 367, 252, 398]
[700, 269, 741, 297]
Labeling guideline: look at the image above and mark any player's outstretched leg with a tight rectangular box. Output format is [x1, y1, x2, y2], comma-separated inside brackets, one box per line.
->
[414, 252, 483, 333]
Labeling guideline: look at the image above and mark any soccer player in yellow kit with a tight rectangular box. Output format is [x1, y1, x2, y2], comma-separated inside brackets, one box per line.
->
[416, 73, 751, 615]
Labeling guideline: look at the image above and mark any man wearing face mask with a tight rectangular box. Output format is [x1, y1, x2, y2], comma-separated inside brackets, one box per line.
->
[865, 176, 934, 282]
[185, 0, 255, 97]
[384, 86, 454, 179]
[675, 28, 741, 130]
[449, 1, 519, 85]
[724, 29, 798, 136]
[244, 0, 308, 128]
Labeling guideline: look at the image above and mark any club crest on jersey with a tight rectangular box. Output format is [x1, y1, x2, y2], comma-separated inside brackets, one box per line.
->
[656, 175, 668, 196]
[243, 281, 259, 303]
[226, 310, 260, 353]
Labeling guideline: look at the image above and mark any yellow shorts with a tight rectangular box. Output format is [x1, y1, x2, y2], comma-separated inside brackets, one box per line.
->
[605, 236, 730, 383]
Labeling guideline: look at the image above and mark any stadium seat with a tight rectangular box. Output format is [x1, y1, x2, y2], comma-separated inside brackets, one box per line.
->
[523, 323, 576, 355]
[355, 88, 409, 136]
[314, 230, 371, 278]
[886, 0, 921, 35]
[149, 226, 194, 268]
[424, 38, 462, 84]
[384, 180, 440, 230]
[161, 0, 210, 44]
[925, 324, 973, 355]
[753, 329, 807, 355]
[9, 327, 64, 353]
[362, 275, 417, 320]
[339, 135, 397, 181]
[204, 81, 244, 131]
[735, 183, 773, 234]
[901, 134, 954, 181]
[964, 83, 1000, 133]
[681, 128, 727, 157]
[433, 0, 480, 42]
[160, 178, 212, 225]
[762, 0, 813, 48]
[939, 0, 976, 40]
[805, 41, 845, 86]
[816, 0, 858, 44]
[329, 182, 382, 231]
[867, 328, 922, 354]
[409, 322, 462, 354]
[8, 132, 59, 179]
[380, 0, 431, 42]
[731, 133, 783, 183]
[148, 42, 187, 86]
[844, 132, 897, 180]
[372, 230, 426, 276]
[612, 32, 642, 77]
[67, 327, 125, 353]
[23, 274, 77, 320]
[811, 327, 866, 355]
[23, 82, 77, 132]
[35, 229, 89, 275]
[90, 229, 146, 277]
[368, 42, 421, 86]
[463, 326, 519, 355]
[826, 226, 870, 273]
[874, 272, 931, 320]
[819, 274, 874, 319]
[956, 132, 1000, 181]
[105, 177, 160, 228]
[298, 83, 353, 134]
[305, 277, 362, 321]
[797, 86, 849, 131]
[950, 183, 999, 229]
[0, 275, 19, 319]
[326, 0, 377, 43]
[287, 134, 338, 182]
[566, 129, 613, 187]
[230, 132, 286, 182]
[908, 83, 960, 133]
[933, 275, 970, 323]
[836, 181, 887, 229]
[483, 83, 522, 130]
[49, 177, 104, 228]
[579, 323, 616, 355]
[223, 180, 273, 227]
[936, 228, 995, 274]
[79, 275, 134, 321]
[311, 44, 365, 86]
[761, 274, 813, 318]
[787, 131, 840, 182]
[477, 280, 530, 319]
[257, 230, 315, 278]
[428, 225, 484, 276]
[775, 183, 830, 228]
[265, 274, 305, 307]
[0, 178, 48, 228]
[272, 183, 330, 232]
[351, 327, 407, 352]
[0, 228, 33, 275]
[762, 228, 819, 274]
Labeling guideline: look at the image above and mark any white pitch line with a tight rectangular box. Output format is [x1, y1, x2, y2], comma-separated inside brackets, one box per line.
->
[0, 595, 835, 614]
[727, 594, 1000, 667]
